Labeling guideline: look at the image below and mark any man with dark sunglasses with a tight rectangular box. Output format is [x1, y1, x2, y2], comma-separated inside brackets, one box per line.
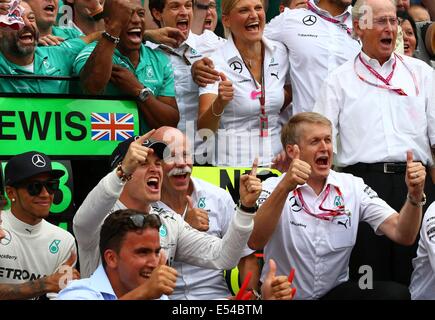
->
[73, 129, 262, 284]
[0, 151, 79, 299]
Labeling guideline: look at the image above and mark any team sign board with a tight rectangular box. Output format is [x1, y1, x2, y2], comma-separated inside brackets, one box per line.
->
[0, 97, 139, 155]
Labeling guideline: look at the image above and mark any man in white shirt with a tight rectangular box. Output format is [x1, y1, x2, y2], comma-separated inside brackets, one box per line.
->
[248, 112, 426, 299]
[73, 130, 261, 279]
[410, 201, 435, 299]
[313, 0, 435, 285]
[0, 151, 79, 300]
[259, 0, 361, 114]
[152, 126, 260, 299]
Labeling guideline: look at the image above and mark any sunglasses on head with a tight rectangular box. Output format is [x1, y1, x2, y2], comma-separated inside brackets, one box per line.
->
[18, 179, 60, 196]
[105, 213, 162, 243]
[128, 213, 161, 229]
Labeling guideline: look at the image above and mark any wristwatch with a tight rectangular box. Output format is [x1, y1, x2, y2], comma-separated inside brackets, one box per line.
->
[407, 193, 427, 207]
[137, 87, 152, 102]
[195, 2, 210, 10]
[237, 200, 258, 213]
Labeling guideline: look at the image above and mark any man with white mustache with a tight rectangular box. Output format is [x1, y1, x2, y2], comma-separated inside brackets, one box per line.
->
[152, 126, 260, 300]
[73, 129, 262, 286]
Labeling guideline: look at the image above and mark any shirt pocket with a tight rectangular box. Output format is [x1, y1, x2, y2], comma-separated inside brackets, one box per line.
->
[329, 218, 356, 250]
[388, 96, 426, 136]
[174, 65, 197, 93]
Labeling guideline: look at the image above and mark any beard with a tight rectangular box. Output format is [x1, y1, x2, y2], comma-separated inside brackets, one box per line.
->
[0, 26, 39, 58]
[332, 0, 352, 9]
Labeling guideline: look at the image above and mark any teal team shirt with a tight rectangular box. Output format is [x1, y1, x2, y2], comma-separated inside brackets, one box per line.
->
[73, 42, 176, 133]
[0, 38, 86, 93]
[52, 25, 84, 40]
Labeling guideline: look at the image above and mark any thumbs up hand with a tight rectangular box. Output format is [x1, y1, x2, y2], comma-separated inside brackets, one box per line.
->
[261, 259, 296, 300]
[129, 250, 178, 300]
[283, 145, 311, 192]
[216, 72, 234, 110]
[405, 150, 426, 203]
[239, 157, 262, 208]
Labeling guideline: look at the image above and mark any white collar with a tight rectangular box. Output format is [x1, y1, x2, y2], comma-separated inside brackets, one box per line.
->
[295, 169, 344, 194]
[225, 33, 277, 64]
[312, 0, 351, 19]
[360, 50, 396, 69]
[3, 209, 43, 236]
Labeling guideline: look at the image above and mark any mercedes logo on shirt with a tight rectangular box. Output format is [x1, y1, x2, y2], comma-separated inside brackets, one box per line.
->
[32, 154, 46, 168]
[289, 196, 302, 212]
[302, 15, 317, 26]
[229, 61, 243, 73]
[0, 230, 12, 246]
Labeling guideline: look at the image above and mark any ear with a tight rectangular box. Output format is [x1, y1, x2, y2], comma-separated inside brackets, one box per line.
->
[279, 4, 284, 13]
[5, 186, 16, 203]
[151, 7, 163, 24]
[222, 14, 230, 28]
[103, 249, 118, 269]
[353, 18, 363, 39]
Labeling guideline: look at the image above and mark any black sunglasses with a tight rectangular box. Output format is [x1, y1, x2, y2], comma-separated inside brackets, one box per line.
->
[128, 213, 161, 229]
[18, 179, 60, 196]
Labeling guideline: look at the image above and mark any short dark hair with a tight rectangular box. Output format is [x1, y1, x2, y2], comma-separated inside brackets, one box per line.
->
[397, 10, 418, 48]
[148, 0, 166, 27]
[99, 209, 162, 267]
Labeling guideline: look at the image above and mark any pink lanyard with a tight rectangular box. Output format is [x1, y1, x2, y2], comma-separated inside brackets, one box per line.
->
[306, 1, 352, 37]
[355, 53, 419, 96]
[242, 44, 268, 138]
[294, 185, 346, 221]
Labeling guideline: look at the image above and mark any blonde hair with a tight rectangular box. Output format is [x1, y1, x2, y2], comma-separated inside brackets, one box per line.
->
[221, 0, 265, 37]
[281, 112, 332, 148]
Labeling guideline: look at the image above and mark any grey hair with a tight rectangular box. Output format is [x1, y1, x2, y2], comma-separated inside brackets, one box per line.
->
[351, 0, 397, 38]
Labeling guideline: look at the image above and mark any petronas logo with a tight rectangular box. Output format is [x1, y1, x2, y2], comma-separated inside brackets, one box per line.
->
[159, 225, 167, 237]
[49, 240, 61, 254]
[198, 197, 206, 209]
[334, 196, 343, 207]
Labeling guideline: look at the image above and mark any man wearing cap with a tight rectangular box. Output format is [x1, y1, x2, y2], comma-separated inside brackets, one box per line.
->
[0, 151, 79, 299]
[0, 1, 103, 94]
[73, 129, 262, 279]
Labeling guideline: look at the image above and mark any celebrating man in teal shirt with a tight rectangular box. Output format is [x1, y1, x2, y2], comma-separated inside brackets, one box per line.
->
[0, 1, 99, 93]
[74, 0, 179, 132]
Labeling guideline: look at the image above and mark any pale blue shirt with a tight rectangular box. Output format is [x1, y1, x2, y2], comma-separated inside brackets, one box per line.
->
[57, 264, 117, 300]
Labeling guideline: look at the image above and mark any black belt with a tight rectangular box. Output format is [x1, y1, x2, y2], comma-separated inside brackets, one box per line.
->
[345, 162, 407, 174]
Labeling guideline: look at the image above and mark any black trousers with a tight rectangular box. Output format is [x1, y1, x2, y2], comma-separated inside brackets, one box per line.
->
[342, 164, 435, 286]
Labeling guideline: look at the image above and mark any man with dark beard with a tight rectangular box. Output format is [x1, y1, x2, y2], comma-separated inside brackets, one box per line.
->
[0, 1, 98, 93]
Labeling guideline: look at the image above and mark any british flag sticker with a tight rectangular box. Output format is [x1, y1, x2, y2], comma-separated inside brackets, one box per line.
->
[91, 112, 134, 141]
